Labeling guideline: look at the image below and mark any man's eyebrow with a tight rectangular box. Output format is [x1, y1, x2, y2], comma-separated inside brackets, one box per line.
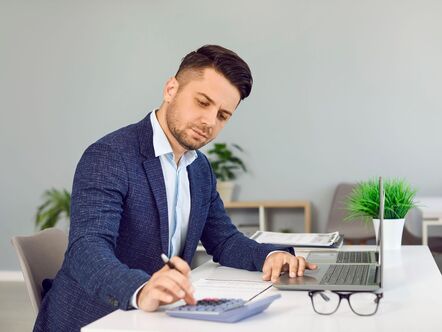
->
[196, 92, 233, 116]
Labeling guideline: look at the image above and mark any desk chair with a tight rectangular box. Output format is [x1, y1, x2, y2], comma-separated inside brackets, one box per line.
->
[326, 183, 375, 244]
[11, 228, 68, 315]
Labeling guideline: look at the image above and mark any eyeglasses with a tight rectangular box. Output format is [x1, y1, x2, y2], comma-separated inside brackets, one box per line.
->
[308, 291, 383, 316]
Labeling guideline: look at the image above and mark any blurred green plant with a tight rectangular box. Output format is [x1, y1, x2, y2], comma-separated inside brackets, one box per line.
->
[345, 178, 417, 223]
[207, 143, 247, 181]
[35, 188, 71, 230]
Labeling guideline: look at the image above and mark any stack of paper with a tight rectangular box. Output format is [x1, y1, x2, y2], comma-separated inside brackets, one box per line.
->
[250, 231, 344, 248]
[193, 266, 272, 301]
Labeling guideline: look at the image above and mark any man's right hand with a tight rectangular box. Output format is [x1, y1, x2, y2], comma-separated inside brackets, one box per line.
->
[137, 256, 196, 312]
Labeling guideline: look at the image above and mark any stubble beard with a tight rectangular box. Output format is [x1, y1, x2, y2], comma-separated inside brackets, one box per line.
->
[165, 101, 212, 151]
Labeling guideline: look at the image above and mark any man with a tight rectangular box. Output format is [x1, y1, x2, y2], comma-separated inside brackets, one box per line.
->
[34, 45, 316, 331]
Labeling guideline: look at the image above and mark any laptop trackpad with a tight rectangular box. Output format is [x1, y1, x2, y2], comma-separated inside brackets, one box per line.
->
[275, 265, 328, 286]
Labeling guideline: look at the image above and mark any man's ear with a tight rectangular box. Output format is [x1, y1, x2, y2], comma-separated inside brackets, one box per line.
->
[163, 77, 179, 103]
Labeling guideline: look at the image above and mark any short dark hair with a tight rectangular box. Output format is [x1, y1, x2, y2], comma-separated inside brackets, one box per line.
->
[175, 45, 253, 100]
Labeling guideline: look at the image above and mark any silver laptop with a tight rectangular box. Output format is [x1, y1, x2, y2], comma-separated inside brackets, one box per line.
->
[273, 177, 384, 292]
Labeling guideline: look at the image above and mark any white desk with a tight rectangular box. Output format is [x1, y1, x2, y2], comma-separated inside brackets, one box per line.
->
[82, 246, 442, 332]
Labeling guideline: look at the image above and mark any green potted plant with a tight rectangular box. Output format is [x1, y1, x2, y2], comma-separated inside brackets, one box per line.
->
[346, 178, 417, 250]
[35, 188, 71, 230]
[207, 143, 247, 202]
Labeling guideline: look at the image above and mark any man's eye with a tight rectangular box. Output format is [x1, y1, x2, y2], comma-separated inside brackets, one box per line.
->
[218, 113, 228, 121]
[197, 100, 209, 107]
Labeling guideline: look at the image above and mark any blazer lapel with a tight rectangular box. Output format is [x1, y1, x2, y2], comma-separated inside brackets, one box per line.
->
[143, 158, 169, 256]
[182, 163, 205, 263]
[138, 113, 169, 256]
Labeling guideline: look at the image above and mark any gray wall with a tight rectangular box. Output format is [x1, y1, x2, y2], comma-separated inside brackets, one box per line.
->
[1, 0, 442, 270]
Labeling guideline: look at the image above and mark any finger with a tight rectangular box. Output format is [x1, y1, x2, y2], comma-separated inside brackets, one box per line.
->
[289, 255, 299, 278]
[158, 289, 180, 305]
[270, 256, 285, 282]
[183, 288, 196, 305]
[306, 261, 317, 270]
[154, 276, 187, 299]
[262, 258, 273, 280]
[138, 288, 172, 312]
[155, 268, 195, 302]
[165, 270, 195, 304]
[151, 288, 175, 304]
[170, 256, 192, 277]
[167, 269, 194, 295]
[183, 292, 197, 305]
[297, 256, 306, 276]
[281, 255, 290, 272]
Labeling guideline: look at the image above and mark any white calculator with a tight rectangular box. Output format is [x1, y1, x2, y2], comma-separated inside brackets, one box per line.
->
[165, 294, 281, 323]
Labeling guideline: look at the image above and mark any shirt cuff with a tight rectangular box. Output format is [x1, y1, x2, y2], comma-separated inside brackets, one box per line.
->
[130, 281, 148, 309]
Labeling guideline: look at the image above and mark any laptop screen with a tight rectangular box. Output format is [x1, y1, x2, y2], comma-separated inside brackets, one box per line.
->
[377, 177, 384, 288]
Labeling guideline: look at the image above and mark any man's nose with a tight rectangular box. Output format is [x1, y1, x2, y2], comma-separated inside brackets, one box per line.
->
[200, 108, 218, 128]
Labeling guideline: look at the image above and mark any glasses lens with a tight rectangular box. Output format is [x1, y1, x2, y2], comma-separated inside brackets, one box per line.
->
[311, 291, 340, 314]
[349, 292, 380, 316]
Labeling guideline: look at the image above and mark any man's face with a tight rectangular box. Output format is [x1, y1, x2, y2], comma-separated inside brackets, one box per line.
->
[164, 68, 241, 151]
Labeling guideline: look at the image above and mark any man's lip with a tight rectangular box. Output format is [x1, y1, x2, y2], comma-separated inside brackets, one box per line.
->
[192, 128, 208, 139]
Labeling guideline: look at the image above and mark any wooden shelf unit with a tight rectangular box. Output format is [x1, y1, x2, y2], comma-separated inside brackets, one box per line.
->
[196, 200, 311, 252]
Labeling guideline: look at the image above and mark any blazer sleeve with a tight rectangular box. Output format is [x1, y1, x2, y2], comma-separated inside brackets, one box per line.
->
[199, 155, 294, 271]
[64, 142, 150, 310]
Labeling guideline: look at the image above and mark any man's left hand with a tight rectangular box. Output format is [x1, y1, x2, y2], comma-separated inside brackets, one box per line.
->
[262, 252, 317, 282]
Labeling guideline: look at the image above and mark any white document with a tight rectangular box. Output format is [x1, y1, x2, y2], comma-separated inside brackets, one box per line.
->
[193, 266, 272, 301]
[251, 230, 340, 247]
[206, 266, 264, 282]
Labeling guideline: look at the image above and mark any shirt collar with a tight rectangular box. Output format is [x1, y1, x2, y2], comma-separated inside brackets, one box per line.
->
[150, 110, 198, 166]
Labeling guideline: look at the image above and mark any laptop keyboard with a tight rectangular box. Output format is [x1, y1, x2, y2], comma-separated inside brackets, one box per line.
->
[336, 251, 372, 263]
[320, 264, 369, 285]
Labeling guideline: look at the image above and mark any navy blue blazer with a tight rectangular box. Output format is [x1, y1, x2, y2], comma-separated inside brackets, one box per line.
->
[34, 113, 293, 331]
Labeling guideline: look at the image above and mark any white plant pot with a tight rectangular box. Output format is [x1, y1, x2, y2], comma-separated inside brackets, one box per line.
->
[373, 218, 405, 250]
[216, 181, 235, 202]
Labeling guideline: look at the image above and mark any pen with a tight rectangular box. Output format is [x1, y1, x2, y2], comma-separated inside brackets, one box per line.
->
[161, 253, 176, 269]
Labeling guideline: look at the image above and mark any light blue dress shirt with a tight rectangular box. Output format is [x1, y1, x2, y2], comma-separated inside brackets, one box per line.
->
[150, 110, 198, 257]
